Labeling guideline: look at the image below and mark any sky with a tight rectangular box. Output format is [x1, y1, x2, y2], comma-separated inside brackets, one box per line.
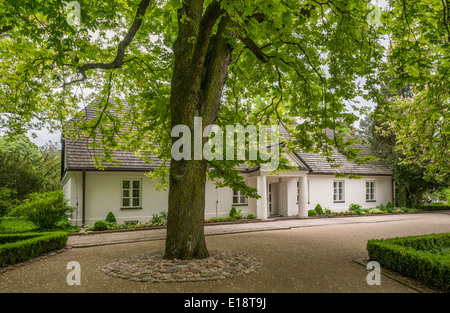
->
[28, 128, 62, 147]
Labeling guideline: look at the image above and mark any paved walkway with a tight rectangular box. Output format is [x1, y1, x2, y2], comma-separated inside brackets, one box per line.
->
[0, 211, 449, 294]
[67, 211, 449, 248]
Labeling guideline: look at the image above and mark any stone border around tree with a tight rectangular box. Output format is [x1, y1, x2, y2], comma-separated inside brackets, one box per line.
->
[101, 250, 262, 283]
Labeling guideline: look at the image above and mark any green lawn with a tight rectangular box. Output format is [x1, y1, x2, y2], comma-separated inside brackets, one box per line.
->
[0, 217, 79, 234]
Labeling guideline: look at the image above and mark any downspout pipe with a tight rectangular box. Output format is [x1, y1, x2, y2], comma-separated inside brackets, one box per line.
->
[82, 169, 86, 227]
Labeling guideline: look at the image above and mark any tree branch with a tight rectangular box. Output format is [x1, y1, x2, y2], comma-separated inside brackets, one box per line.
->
[238, 33, 272, 63]
[0, 26, 12, 34]
[64, 0, 152, 86]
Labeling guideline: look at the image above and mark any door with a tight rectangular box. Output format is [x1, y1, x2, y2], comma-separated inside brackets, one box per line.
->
[268, 183, 272, 215]
[268, 183, 278, 216]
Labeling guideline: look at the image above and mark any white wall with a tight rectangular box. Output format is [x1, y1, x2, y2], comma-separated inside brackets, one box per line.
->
[63, 171, 258, 225]
[208, 176, 257, 220]
[307, 175, 393, 212]
[62, 171, 83, 225]
[62, 170, 393, 225]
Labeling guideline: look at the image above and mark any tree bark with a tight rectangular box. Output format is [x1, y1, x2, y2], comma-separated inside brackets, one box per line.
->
[163, 1, 234, 260]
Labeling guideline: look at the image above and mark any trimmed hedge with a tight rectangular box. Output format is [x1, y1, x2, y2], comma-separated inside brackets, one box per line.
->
[308, 209, 317, 216]
[421, 204, 450, 211]
[367, 233, 450, 292]
[0, 232, 69, 267]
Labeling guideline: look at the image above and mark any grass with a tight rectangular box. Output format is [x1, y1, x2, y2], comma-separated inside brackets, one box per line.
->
[0, 217, 80, 234]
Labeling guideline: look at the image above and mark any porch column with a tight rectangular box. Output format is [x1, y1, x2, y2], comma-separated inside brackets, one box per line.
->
[297, 176, 308, 218]
[256, 175, 268, 220]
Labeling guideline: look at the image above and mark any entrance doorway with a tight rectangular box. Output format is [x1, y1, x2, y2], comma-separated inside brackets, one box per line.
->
[268, 182, 279, 216]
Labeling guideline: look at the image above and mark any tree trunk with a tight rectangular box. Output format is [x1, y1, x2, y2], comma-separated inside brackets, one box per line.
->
[164, 158, 209, 259]
[163, 2, 234, 260]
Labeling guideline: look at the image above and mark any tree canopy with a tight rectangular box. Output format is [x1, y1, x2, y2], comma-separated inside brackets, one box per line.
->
[372, 0, 450, 183]
[0, 0, 382, 173]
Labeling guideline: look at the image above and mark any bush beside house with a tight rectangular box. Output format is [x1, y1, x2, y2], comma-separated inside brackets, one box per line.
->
[8, 190, 75, 229]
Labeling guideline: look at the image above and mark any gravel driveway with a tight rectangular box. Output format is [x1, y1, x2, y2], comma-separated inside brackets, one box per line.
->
[0, 212, 449, 294]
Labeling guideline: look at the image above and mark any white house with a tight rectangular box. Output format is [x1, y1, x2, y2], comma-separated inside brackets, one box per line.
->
[61, 104, 394, 226]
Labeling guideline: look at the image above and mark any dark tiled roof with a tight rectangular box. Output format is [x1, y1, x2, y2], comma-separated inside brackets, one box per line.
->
[295, 144, 392, 176]
[63, 101, 260, 173]
[63, 102, 392, 176]
[64, 137, 163, 171]
[63, 100, 163, 172]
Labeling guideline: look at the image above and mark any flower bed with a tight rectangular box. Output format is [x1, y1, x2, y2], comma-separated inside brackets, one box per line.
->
[331, 212, 356, 216]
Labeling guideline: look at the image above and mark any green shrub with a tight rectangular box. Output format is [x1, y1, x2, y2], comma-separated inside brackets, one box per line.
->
[386, 201, 394, 209]
[150, 214, 164, 226]
[308, 209, 317, 216]
[367, 233, 450, 292]
[92, 220, 108, 231]
[229, 207, 243, 219]
[0, 232, 68, 267]
[324, 208, 332, 215]
[349, 203, 362, 213]
[150, 211, 168, 226]
[159, 211, 168, 220]
[375, 203, 385, 211]
[105, 212, 117, 224]
[314, 204, 323, 215]
[246, 214, 255, 219]
[9, 190, 75, 229]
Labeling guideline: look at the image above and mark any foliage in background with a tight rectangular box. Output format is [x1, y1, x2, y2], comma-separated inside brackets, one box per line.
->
[369, 1, 450, 184]
[358, 114, 448, 208]
[0, 134, 61, 217]
[0, 187, 17, 217]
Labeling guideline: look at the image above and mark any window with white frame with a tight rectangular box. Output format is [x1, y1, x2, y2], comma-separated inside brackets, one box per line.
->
[232, 190, 247, 205]
[122, 179, 141, 208]
[333, 181, 344, 202]
[366, 181, 375, 201]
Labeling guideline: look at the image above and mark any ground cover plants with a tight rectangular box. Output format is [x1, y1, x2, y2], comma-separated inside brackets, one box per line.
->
[84, 208, 257, 232]
[85, 211, 170, 232]
[307, 202, 422, 217]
